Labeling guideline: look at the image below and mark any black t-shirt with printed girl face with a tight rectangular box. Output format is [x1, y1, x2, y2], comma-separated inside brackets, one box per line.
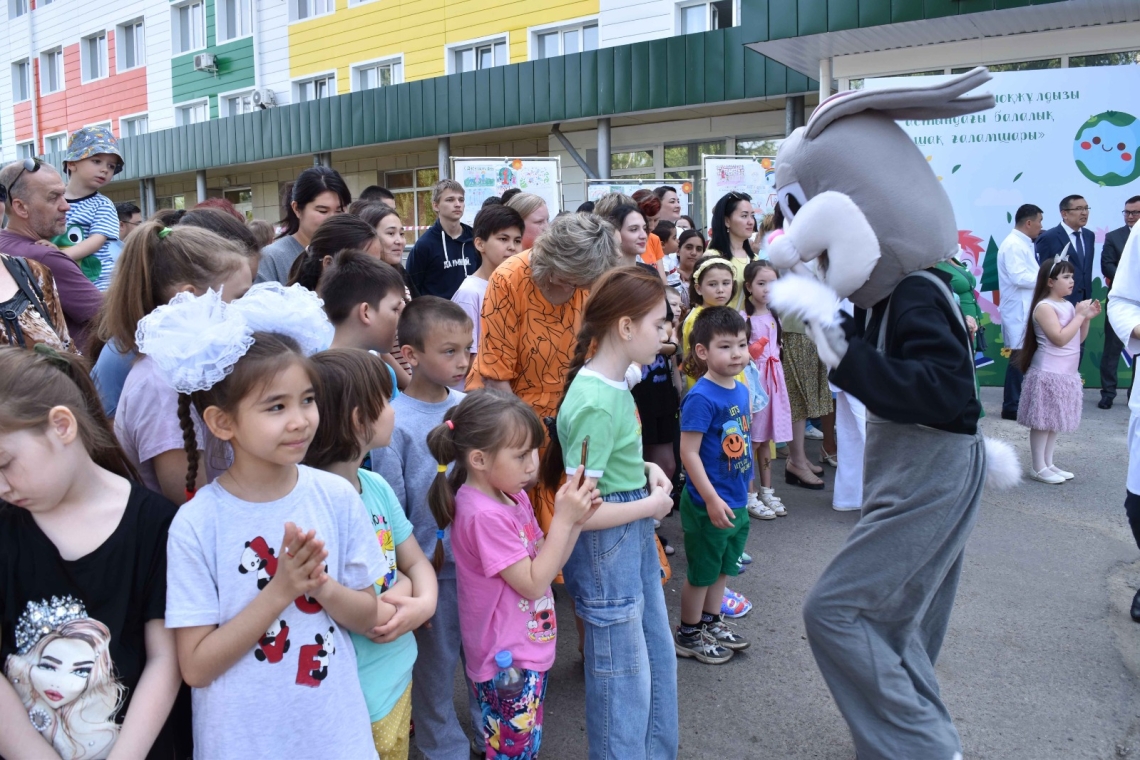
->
[0, 483, 191, 760]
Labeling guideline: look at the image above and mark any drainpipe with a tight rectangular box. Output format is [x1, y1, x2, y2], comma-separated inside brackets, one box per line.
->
[437, 137, 451, 180]
[551, 124, 597, 180]
[28, 0, 40, 155]
[196, 170, 208, 204]
[138, 179, 148, 215]
[145, 178, 156, 216]
[596, 118, 611, 178]
[784, 95, 804, 137]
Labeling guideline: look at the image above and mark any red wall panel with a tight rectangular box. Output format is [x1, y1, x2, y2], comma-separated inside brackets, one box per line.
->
[13, 31, 147, 150]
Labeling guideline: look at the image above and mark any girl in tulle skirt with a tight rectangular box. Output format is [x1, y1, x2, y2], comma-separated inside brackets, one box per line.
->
[1017, 257, 1100, 484]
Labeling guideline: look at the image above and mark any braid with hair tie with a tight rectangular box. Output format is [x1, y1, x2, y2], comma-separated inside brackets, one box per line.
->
[177, 394, 200, 498]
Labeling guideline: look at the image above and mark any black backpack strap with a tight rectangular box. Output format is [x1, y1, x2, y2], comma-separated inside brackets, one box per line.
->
[4, 256, 55, 330]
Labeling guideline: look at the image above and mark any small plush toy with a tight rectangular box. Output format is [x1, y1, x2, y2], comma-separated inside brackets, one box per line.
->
[51, 222, 102, 284]
[766, 68, 1019, 760]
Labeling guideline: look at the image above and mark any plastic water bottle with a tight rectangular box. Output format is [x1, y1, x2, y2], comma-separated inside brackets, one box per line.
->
[493, 651, 524, 699]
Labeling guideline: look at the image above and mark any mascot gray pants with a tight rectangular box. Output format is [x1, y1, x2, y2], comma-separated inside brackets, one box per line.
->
[803, 417, 985, 760]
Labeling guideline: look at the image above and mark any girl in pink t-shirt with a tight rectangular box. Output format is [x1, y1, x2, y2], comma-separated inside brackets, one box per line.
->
[425, 390, 599, 759]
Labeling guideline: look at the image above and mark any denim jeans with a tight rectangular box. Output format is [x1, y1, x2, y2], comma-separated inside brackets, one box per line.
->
[561, 489, 679, 760]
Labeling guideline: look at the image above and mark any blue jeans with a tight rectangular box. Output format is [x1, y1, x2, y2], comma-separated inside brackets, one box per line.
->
[561, 489, 679, 760]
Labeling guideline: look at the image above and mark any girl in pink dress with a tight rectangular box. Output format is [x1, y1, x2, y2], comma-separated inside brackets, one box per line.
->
[1017, 257, 1100, 484]
[741, 260, 794, 518]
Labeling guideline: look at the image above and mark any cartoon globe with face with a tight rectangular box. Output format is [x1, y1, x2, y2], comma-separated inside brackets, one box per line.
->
[1074, 111, 1140, 187]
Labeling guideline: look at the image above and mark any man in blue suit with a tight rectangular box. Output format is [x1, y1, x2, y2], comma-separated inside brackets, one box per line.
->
[1036, 195, 1096, 368]
[1035, 194, 1095, 303]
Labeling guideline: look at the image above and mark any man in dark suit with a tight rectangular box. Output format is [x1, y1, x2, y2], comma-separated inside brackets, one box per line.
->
[1035, 194, 1095, 303]
[1099, 195, 1140, 408]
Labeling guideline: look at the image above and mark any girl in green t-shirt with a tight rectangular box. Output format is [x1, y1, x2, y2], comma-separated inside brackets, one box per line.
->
[540, 266, 679, 758]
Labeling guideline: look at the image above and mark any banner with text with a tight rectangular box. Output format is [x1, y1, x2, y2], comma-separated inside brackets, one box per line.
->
[703, 155, 777, 223]
[585, 179, 693, 218]
[868, 67, 1140, 386]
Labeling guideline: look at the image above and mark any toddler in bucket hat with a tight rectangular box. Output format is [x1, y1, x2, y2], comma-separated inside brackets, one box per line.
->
[60, 126, 126, 290]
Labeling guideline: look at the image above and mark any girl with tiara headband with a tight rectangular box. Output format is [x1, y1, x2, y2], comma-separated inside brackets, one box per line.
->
[142, 282, 394, 759]
[0, 346, 189, 759]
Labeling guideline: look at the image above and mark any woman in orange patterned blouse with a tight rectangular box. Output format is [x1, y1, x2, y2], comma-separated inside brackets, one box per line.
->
[468, 212, 619, 526]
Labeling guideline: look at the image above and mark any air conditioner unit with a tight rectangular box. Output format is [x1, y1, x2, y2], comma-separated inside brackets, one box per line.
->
[252, 88, 277, 109]
[193, 54, 217, 73]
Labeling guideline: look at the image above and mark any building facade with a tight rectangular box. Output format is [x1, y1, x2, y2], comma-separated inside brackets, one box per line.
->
[2, 0, 1137, 232]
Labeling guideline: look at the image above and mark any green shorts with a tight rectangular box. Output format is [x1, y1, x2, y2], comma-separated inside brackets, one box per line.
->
[680, 488, 750, 587]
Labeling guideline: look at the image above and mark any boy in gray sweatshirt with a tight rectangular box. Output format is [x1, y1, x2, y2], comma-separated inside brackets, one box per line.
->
[371, 296, 481, 759]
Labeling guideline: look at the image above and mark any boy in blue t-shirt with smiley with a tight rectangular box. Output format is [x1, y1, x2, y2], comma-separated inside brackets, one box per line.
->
[677, 306, 753, 665]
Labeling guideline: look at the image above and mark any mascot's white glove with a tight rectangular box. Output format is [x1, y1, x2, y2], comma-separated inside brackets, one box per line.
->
[770, 275, 852, 370]
[806, 318, 851, 370]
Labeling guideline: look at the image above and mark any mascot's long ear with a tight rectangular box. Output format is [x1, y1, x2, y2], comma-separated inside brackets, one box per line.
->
[804, 67, 995, 139]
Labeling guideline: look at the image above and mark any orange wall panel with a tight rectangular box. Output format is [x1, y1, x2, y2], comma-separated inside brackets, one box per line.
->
[13, 32, 148, 150]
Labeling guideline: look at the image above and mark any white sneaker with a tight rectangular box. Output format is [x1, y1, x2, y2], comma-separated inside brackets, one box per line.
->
[1030, 467, 1065, 485]
[1048, 465, 1074, 480]
[760, 487, 786, 516]
[804, 423, 824, 440]
[747, 501, 777, 520]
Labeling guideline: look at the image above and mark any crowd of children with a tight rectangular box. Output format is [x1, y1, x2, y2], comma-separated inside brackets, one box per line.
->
[0, 152, 818, 760]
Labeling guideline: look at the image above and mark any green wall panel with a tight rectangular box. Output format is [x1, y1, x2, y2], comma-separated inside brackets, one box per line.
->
[489, 68, 507, 129]
[685, 33, 706, 104]
[171, 36, 255, 107]
[548, 56, 566, 122]
[597, 47, 615, 115]
[796, 0, 828, 35]
[703, 30, 726, 103]
[518, 62, 535, 126]
[891, 0, 924, 24]
[503, 66, 521, 126]
[580, 50, 599, 115]
[564, 54, 583, 120]
[723, 27, 746, 101]
[613, 46, 632, 113]
[744, 42, 767, 99]
[827, 0, 859, 30]
[630, 42, 650, 112]
[666, 36, 687, 107]
[475, 70, 491, 131]
[532, 59, 550, 125]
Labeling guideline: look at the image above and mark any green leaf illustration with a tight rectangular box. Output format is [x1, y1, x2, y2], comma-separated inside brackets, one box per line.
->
[1006, 212, 1012, 224]
[952, 164, 961, 173]
[1013, 172, 1023, 182]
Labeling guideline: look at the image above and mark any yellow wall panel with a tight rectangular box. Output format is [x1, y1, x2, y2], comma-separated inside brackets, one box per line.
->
[287, 0, 599, 90]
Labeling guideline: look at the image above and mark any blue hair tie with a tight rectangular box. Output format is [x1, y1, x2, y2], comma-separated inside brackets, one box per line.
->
[436, 529, 445, 540]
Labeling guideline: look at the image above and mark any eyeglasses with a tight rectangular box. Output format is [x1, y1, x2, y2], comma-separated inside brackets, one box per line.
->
[8, 157, 42, 198]
[122, 219, 142, 227]
[1064, 206, 1090, 213]
[1124, 210, 1140, 218]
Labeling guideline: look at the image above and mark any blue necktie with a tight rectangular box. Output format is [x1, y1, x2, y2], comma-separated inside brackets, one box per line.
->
[1072, 230, 1084, 262]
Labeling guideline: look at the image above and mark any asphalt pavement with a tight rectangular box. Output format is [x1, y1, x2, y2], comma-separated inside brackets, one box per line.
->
[419, 387, 1140, 760]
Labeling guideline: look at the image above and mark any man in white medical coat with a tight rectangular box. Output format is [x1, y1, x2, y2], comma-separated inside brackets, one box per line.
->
[997, 204, 1044, 420]
[1106, 223, 1140, 623]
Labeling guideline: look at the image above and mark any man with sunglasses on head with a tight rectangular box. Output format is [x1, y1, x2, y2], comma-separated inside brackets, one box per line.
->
[1099, 195, 1140, 409]
[0, 158, 102, 350]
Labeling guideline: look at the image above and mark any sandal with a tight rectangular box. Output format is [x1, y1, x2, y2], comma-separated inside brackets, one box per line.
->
[820, 449, 838, 468]
[785, 463, 825, 490]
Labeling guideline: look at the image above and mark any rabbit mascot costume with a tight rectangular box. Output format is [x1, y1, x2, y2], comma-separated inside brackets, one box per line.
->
[768, 68, 1019, 760]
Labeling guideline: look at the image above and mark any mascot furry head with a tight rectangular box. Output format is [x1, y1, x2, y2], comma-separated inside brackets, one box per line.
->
[768, 67, 994, 310]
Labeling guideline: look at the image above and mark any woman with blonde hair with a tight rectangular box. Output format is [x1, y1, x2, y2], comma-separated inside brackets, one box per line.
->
[505, 191, 550, 252]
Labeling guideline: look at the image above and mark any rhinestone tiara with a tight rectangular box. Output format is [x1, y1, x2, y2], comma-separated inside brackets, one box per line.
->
[15, 596, 88, 655]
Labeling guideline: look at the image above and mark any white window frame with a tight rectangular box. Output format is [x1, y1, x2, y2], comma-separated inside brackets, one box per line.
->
[11, 59, 31, 102]
[446, 33, 509, 75]
[175, 98, 210, 126]
[528, 16, 599, 61]
[675, 0, 739, 35]
[40, 48, 64, 95]
[9, 0, 27, 20]
[290, 0, 334, 23]
[220, 87, 257, 116]
[217, 0, 253, 43]
[117, 19, 145, 71]
[120, 113, 149, 137]
[43, 131, 68, 156]
[16, 141, 36, 161]
[171, 0, 207, 56]
[351, 55, 404, 92]
[293, 71, 337, 102]
[81, 32, 109, 83]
